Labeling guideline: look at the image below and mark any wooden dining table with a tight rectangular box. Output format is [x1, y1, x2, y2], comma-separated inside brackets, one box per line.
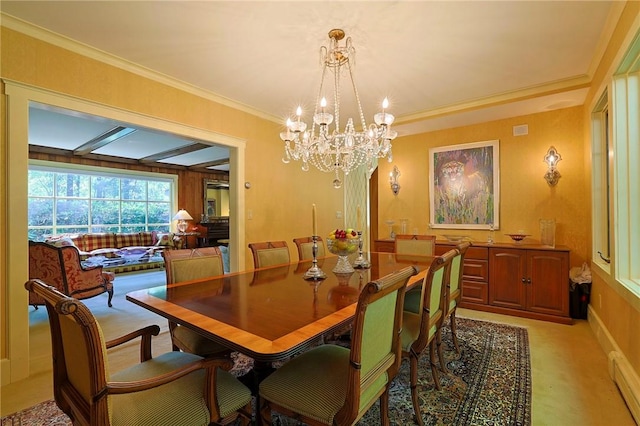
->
[126, 252, 432, 364]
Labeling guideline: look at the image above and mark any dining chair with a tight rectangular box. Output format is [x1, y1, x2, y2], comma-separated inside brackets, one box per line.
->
[447, 242, 471, 354]
[401, 249, 456, 426]
[396, 234, 436, 316]
[162, 247, 231, 357]
[258, 266, 418, 426]
[248, 240, 290, 268]
[394, 234, 437, 256]
[292, 236, 326, 260]
[24, 279, 252, 426]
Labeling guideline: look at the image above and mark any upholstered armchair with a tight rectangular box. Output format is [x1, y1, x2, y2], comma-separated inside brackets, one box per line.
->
[24, 279, 252, 426]
[28, 241, 115, 309]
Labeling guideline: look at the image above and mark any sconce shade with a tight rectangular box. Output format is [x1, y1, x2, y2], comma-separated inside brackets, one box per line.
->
[389, 165, 401, 195]
[543, 146, 562, 186]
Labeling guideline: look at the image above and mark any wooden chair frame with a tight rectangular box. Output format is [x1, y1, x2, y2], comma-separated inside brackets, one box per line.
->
[446, 242, 471, 354]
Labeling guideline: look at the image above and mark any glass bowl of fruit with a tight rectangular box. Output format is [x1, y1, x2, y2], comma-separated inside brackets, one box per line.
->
[327, 229, 359, 273]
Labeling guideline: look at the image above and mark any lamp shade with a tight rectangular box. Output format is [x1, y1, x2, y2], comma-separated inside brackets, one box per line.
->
[173, 209, 193, 221]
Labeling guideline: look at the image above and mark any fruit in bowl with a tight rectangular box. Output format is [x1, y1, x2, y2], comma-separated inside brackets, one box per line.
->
[327, 229, 359, 256]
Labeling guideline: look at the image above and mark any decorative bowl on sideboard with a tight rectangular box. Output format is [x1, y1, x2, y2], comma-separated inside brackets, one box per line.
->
[505, 233, 530, 243]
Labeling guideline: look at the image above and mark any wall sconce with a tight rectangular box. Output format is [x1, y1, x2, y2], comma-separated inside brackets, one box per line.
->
[389, 165, 401, 195]
[543, 146, 562, 186]
[173, 209, 193, 232]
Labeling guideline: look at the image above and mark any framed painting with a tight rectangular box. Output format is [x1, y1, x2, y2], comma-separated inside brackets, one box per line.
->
[429, 140, 499, 229]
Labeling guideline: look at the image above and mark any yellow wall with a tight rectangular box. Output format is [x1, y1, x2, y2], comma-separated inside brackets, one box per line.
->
[582, 1, 640, 378]
[0, 26, 344, 380]
[378, 106, 588, 267]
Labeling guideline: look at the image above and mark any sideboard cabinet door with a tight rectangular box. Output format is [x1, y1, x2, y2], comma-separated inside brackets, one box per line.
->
[489, 246, 570, 320]
[489, 248, 527, 310]
[526, 250, 569, 317]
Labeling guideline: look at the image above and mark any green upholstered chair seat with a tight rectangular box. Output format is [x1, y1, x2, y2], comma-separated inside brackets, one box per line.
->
[260, 345, 350, 424]
[172, 326, 230, 357]
[109, 351, 251, 425]
[401, 312, 436, 352]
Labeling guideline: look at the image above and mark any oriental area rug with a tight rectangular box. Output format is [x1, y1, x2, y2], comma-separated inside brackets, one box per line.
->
[1, 318, 531, 426]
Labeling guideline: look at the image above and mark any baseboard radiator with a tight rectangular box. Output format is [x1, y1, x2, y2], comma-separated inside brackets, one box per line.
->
[608, 351, 640, 424]
[590, 305, 640, 424]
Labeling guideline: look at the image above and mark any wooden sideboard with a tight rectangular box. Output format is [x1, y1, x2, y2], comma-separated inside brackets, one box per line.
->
[375, 239, 571, 324]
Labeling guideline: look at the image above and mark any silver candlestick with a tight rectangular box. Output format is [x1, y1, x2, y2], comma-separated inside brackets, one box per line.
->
[304, 235, 327, 280]
[353, 231, 371, 269]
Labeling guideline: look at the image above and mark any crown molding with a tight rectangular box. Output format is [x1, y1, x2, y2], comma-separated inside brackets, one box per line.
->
[1, 13, 281, 124]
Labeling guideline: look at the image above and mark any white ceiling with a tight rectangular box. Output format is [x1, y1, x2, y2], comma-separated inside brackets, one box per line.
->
[1, 1, 619, 168]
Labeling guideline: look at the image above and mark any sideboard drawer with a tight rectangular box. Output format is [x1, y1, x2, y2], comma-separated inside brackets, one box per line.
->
[463, 259, 488, 281]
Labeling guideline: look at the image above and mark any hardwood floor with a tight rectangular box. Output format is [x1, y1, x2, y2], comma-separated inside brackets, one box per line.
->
[2, 270, 635, 425]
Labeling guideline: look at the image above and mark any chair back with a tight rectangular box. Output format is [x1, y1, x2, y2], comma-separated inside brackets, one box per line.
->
[292, 236, 325, 260]
[163, 247, 224, 284]
[448, 242, 471, 313]
[248, 241, 290, 268]
[24, 279, 112, 423]
[394, 234, 436, 256]
[410, 249, 456, 354]
[334, 265, 418, 424]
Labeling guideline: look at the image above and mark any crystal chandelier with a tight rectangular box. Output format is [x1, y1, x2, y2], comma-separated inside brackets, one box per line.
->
[280, 29, 397, 188]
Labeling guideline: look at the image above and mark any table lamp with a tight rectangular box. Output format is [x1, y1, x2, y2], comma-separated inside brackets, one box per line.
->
[173, 209, 193, 232]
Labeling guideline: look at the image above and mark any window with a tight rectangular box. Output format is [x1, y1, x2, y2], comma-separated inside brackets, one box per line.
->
[592, 29, 640, 294]
[611, 31, 640, 290]
[591, 92, 612, 271]
[28, 163, 176, 241]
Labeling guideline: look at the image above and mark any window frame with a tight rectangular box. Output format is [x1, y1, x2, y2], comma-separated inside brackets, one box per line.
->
[28, 159, 178, 239]
[591, 92, 612, 274]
